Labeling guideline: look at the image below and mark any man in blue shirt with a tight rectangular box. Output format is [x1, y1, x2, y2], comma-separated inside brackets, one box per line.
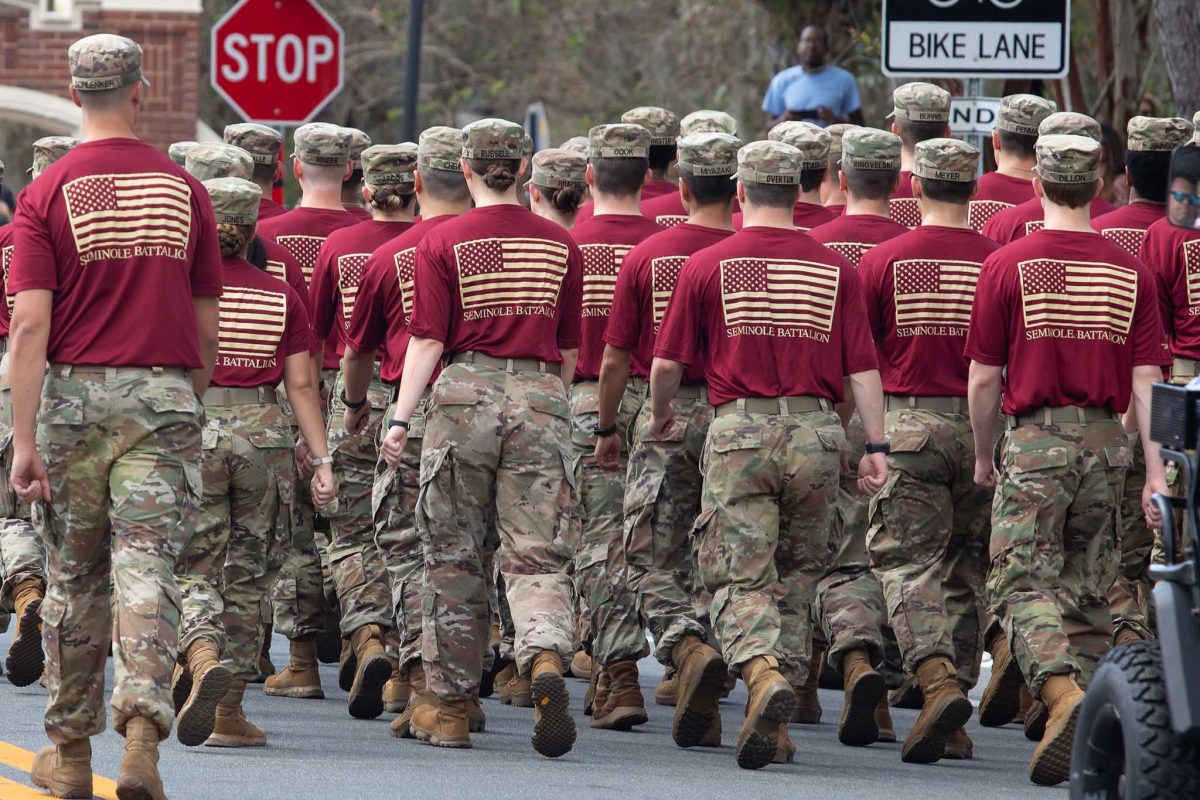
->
[763, 26, 865, 130]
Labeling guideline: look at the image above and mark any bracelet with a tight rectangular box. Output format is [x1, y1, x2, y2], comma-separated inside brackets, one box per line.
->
[389, 419, 410, 430]
[593, 424, 617, 438]
[341, 388, 368, 411]
[309, 455, 333, 467]
[864, 441, 891, 455]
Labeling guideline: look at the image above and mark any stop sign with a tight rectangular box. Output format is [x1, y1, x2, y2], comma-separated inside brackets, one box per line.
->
[211, 0, 344, 125]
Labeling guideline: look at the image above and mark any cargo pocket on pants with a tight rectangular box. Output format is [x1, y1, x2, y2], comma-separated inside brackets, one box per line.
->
[690, 508, 720, 594]
[622, 469, 666, 571]
[39, 591, 66, 677]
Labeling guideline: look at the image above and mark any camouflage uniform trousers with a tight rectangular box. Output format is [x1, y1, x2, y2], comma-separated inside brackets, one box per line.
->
[1109, 434, 1155, 640]
[419, 362, 574, 699]
[177, 400, 293, 681]
[569, 379, 643, 662]
[0, 350, 45, 613]
[866, 408, 992, 688]
[37, 366, 202, 743]
[987, 418, 1127, 696]
[325, 370, 395, 638]
[695, 406, 843, 678]
[620, 393, 713, 666]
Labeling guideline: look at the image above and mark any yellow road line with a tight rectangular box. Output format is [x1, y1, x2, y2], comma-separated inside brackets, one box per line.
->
[0, 742, 118, 800]
[0, 774, 54, 800]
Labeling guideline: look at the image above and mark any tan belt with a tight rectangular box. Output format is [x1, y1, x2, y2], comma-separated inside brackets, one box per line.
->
[714, 396, 830, 418]
[51, 364, 188, 380]
[447, 351, 561, 376]
[1007, 405, 1117, 428]
[675, 383, 708, 401]
[886, 395, 966, 414]
[1171, 357, 1200, 380]
[202, 385, 278, 407]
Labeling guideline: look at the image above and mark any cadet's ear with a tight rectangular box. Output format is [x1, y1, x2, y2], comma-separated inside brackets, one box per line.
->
[890, 121, 900, 137]
[991, 129, 1002, 152]
[273, 161, 283, 184]
[838, 169, 848, 193]
[736, 179, 746, 206]
[342, 161, 353, 181]
[911, 177, 923, 200]
[528, 184, 542, 206]
[292, 158, 304, 181]
[1032, 176, 1045, 199]
[360, 184, 371, 204]
[69, 85, 82, 108]
[585, 162, 596, 188]
[678, 176, 692, 206]
[413, 170, 425, 194]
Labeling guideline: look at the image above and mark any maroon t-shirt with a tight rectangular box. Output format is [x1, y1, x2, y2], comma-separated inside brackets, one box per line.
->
[888, 171, 922, 229]
[640, 191, 689, 229]
[983, 196, 1116, 245]
[346, 216, 453, 384]
[212, 256, 311, 388]
[965, 229, 1167, 415]
[575, 180, 680, 225]
[809, 213, 909, 268]
[655, 226, 878, 406]
[970, 172, 1035, 232]
[0, 224, 12, 337]
[310, 219, 414, 369]
[733, 202, 835, 232]
[343, 203, 371, 222]
[408, 204, 582, 361]
[257, 207, 357, 286]
[605, 222, 733, 382]
[9, 138, 223, 367]
[1142, 217, 1200, 360]
[859, 225, 1000, 396]
[261, 238, 312, 322]
[570, 213, 665, 381]
[1092, 201, 1165, 257]
[825, 203, 846, 216]
[259, 197, 286, 221]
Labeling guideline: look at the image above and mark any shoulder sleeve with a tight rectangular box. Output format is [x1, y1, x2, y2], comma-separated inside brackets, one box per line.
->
[653, 257, 703, 365]
[556, 240, 583, 349]
[604, 247, 647, 350]
[1140, 227, 1176, 341]
[1129, 260, 1171, 368]
[838, 263, 879, 374]
[188, 180, 224, 297]
[308, 240, 338, 341]
[8, 183, 59, 293]
[282, 284, 312, 358]
[345, 255, 388, 354]
[856, 249, 885, 342]
[407, 233, 452, 343]
[964, 253, 1010, 366]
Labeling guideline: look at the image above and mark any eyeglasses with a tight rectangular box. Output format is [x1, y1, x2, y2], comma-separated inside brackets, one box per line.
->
[1171, 190, 1200, 207]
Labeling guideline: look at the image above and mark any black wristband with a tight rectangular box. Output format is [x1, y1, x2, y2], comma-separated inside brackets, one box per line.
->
[389, 419, 410, 430]
[864, 441, 891, 455]
[341, 388, 368, 411]
[593, 424, 618, 438]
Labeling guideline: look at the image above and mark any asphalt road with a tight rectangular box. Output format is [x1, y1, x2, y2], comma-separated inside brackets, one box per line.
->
[0, 632, 1057, 800]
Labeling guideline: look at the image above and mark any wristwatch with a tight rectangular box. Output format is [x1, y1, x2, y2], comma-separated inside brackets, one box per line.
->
[341, 388, 368, 411]
[864, 441, 891, 455]
[309, 455, 333, 467]
[389, 419, 411, 430]
[593, 424, 617, 437]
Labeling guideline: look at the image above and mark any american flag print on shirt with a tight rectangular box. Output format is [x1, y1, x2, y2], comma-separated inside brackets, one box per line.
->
[453, 237, 569, 313]
[265, 259, 287, 282]
[893, 259, 980, 333]
[338, 253, 371, 330]
[968, 200, 1013, 232]
[654, 214, 688, 229]
[720, 257, 839, 336]
[1018, 258, 1137, 340]
[651, 256, 687, 333]
[394, 247, 417, 325]
[1184, 240, 1200, 307]
[820, 241, 874, 269]
[580, 243, 633, 318]
[218, 286, 288, 368]
[62, 172, 192, 262]
[1, 244, 12, 313]
[1025, 220, 1046, 236]
[889, 197, 922, 230]
[276, 235, 327, 283]
[1099, 228, 1148, 258]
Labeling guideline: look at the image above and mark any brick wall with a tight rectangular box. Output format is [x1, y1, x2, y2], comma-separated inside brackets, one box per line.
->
[0, 6, 199, 150]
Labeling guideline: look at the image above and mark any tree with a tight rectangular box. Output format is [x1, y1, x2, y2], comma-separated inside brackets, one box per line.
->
[1155, 0, 1200, 116]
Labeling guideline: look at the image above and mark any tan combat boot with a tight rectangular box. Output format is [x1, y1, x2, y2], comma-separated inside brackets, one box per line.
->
[591, 657, 648, 731]
[901, 656, 973, 764]
[735, 655, 795, 770]
[390, 661, 427, 739]
[117, 717, 166, 800]
[530, 650, 576, 758]
[773, 723, 796, 765]
[205, 680, 266, 747]
[467, 692, 487, 733]
[494, 662, 518, 704]
[252, 625, 275, 684]
[347, 624, 391, 720]
[176, 638, 233, 747]
[875, 699, 897, 743]
[5, 577, 44, 686]
[569, 649, 594, 681]
[1025, 699, 1049, 741]
[655, 668, 678, 707]
[670, 635, 727, 748]
[1114, 628, 1143, 647]
[504, 670, 534, 708]
[412, 696, 472, 748]
[837, 649, 885, 747]
[889, 672, 924, 709]
[792, 646, 823, 724]
[943, 727, 973, 760]
[1029, 673, 1086, 786]
[699, 710, 722, 747]
[978, 631, 1023, 727]
[170, 662, 191, 715]
[383, 660, 411, 714]
[31, 738, 92, 799]
[337, 638, 356, 692]
[263, 638, 324, 699]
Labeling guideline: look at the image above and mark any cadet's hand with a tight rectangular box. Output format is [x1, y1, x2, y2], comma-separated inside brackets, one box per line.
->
[381, 424, 408, 469]
[11, 446, 50, 503]
[343, 404, 371, 437]
[647, 408, 675, 439]
[857, 452, 887, 496]
[1143, 476, 1168, 528]
[310, 463, 335, 511]
[594, 434, 621, 471]
[295, 436, 314, 478]
[973, 456, 996, 488]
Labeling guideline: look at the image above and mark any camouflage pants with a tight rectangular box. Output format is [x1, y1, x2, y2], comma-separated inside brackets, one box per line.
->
[866, 409, 992, 687]
[0, 351, 44, 608]
[325, 370, 394, 637]
[987, 419, 1126, 696]
[1108, 435, 1155, 640]
[177, 401, 293, 681]
[37, 366, 202, 743]
[569, 380, 643, 662]
[419, 363, 574, 700]
[696, 407, 842, 678]
[622, 394, 713, 666]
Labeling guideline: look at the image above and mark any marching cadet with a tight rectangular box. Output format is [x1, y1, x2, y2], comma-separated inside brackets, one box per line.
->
[810, 129, 907, 265]
[576, 106, 679, 225]
[859, 139, 1000, 763]
[223, 123, 288, 221]
[341, 128, 373, 220]
[887, 82, 952, 229]
[970, 94, 1055, 232]
[966, 134, 1168, 786]
[652, 139, 888, 770]
[527, 148, 588, 229]
[734, 122, 834, 230]
[820, 123, 858, 213]
[380, 118, 581, 757]
[9, 34, 221, 800]
[0, 137, 77, 688]
[641, 110, 739, 228]
[597, 131, 742, 750]
[569, 123, 664, 732]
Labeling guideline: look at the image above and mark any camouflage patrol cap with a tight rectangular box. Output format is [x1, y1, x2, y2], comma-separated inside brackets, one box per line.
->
[559, 136, 589, 156]
[588, 124, 651, 159]
[736, 140, 804, 185]
[841, 128, 901, 170]
[68, 34, 150, 92]
[223, 123, 283, 165]
[913, 138, 979, 183]
[621, 107, 679, 146]
[1035, 134, 1101, 184]
[167, 141, 199, 166]
[31, 136, 79, 175]
[531, 148, 587, 190]
[522, 132, 533, 161]
[203, 177, 262, 226]
[768, 122, 830, 169]
[891, 82, 951, 123]
[1039, 112, 1102, 142]
[1126, 116, 1194, 152]
[185, 143, 254, 182]
[360, 143, 418, 186]
[344, 128, 372, 169]
[418, 126, 463, 171]
[826, 123, 860, 156]
[461, 118, 525, 160]
[293, 123, 351, 167]
[679, 110, 738, 138]
[997, 94, 1055, 136]
[677, 133, 742, 177]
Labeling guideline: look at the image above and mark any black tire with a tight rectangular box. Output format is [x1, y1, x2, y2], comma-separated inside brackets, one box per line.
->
[1070, 640, 1200, 799]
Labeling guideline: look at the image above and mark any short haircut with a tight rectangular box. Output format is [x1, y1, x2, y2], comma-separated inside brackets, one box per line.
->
[297, 161, 345, 189]
[418, 165, 471, 203]
[743, 181, 799, 210]
[1126, 150, 1171, 203]
[648, 144, 676, 173]
[592, 157, 648, 197]
[1042, 180, 1098, 209]
[844, 166, 898, 201]
[896, 119, 947, 151]
[998, 129, 1038, 160]
[680, 171, 737, 207]
[252, 162, 277, 185]
[799, 166, 827, 193]
[918, 176, 975, 204]
[76, 83, 136, 112]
